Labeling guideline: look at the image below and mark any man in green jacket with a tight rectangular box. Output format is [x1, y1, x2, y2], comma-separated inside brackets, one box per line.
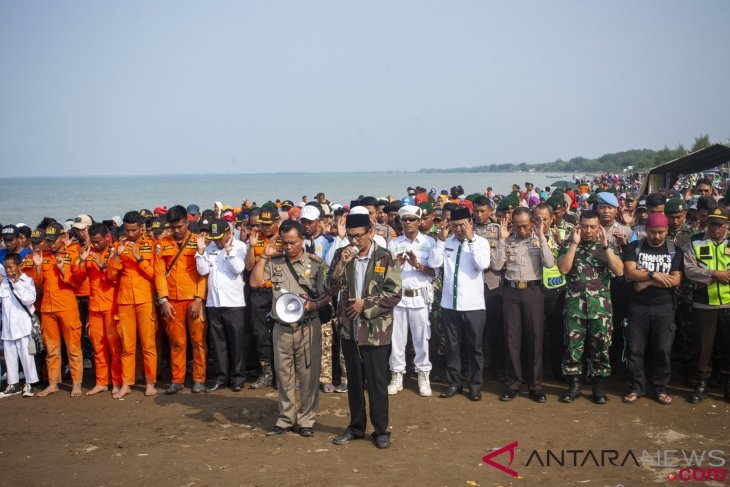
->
[328, 209, 402, 449]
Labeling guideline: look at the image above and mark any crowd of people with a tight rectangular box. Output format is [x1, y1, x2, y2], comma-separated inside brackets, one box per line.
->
[0, 174, 729, 449]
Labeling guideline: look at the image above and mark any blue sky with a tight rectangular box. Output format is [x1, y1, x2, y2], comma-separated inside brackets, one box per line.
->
[1, 1, 728, 177]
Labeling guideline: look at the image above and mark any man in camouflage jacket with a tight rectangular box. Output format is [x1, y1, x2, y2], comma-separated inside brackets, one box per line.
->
[557, 210, 624, 404]
[328, 209, 402, 449]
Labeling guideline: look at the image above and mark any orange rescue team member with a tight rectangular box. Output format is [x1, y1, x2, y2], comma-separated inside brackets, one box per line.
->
[32, 222, 85, 397]
[108, 211, 159, 398]
[73, 222, 123, 397]
[155, 205, 208, 395]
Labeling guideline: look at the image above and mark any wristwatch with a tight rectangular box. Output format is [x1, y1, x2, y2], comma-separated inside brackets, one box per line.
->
[136, 256, 144, 263]
[648, 271, 655, 280]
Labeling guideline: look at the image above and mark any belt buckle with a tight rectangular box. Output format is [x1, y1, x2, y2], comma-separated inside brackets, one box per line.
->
[517, 280, 528, 290]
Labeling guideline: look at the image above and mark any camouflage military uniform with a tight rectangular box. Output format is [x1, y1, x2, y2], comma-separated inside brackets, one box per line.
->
[560, 239, 618, 377]
[670, 222, 694, 370]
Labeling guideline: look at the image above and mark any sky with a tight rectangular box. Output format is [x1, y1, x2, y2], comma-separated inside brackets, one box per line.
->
[1, 1, 729, 177]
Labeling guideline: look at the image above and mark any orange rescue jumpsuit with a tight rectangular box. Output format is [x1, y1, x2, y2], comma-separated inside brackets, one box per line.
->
[72, 246, 122, 387]
[108, 237, 159, 385]
[155, 232, 208, 384]
[34, 247, 84, 385]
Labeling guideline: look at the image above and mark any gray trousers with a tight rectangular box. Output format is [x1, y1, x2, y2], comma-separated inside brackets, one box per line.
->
[273, 319, 322, 428]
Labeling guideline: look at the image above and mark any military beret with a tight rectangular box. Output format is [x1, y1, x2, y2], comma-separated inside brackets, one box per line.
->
[587, 194, 598, 204]
[496, 197, 518, 212]
[418, 202, 433, 215]
[259, 201, 280, 224]
[465, 193, 479, 202]
[664, 198, 687, 215]
[596, 192, 619, 208]
[546, 196, 565, 210]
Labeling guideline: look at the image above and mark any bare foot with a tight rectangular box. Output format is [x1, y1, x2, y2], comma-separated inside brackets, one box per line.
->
[86, 385, 109, 396]
[36, 384, 59, 397]
[111, 385, 120, 397]
[145, 384, 157, 397]
[114, 385, 132, 399]
[71, 384, 83, 397]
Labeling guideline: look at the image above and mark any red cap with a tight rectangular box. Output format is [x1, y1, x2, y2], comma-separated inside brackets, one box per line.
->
[646, 212, 668, 229]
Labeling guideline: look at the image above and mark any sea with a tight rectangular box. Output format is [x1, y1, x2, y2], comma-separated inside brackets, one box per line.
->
[0, 171, 581, 227]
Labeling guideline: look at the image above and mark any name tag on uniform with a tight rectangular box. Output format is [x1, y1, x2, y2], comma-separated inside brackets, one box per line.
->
[725, 247, 730, 255]
[374, 266, 386, 274]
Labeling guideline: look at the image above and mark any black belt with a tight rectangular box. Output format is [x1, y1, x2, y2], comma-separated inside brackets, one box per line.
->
[276, 314, 318, 330]
[505, 279, 540, 289]
[403, 289, 420, 297]
[253, 287, 273, 294]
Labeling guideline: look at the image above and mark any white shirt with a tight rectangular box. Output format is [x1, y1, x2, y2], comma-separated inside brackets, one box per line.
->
[0, 274, 36, 340]
[388, 233, 438, 308]
[195, 239, 247, 307]
[431, 234, 490, 311]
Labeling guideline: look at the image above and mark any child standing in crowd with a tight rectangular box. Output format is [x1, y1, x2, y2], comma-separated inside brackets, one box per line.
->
[0, 253, 39, 398]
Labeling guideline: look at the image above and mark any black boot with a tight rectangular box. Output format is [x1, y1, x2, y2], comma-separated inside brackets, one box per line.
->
[689, 379, 708, 404]
[724, 378, 730, 402]
[560, 375, 581, 403]
[592, 377, 607, 404]
[251, 363, 273, 389]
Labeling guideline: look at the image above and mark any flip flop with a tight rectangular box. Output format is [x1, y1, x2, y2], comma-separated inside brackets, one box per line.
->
[656, 393, 672, 405]
[622, 391, 639, 404]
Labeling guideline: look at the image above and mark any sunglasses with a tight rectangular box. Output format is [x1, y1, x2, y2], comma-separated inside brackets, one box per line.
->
[400, 217, 419, 223]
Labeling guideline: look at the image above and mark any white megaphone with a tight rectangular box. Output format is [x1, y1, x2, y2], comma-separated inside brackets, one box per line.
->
[274, 291, 306, 324]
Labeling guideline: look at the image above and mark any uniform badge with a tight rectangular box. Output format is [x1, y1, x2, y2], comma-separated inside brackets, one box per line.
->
[304, 267, 312, 278]
[532, 239, 540, 248]
[725, 247, 730, 256]
[374, 265, 386, 274]
[274, 266, 282, 272]
[508, 255, 516, 263]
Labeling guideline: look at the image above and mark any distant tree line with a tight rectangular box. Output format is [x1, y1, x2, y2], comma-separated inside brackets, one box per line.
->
[419, 134, 728, 174]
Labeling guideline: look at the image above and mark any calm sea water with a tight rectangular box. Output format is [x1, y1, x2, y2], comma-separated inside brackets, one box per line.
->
[0, 171, 579, 227]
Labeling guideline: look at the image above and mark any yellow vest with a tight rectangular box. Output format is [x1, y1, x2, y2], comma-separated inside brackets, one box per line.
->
[543, 228, 567, 290]
[692, 238, 730, 305]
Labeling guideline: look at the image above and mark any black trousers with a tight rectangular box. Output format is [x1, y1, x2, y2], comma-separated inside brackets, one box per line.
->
[625, 301, 675, 395]
[207, 306, 246, 387]
[251, 289, 274, 364]
[544, 287, 567, 379]
[442, 308, 486, 390]
[341, 340, 390, 438]
[503, 286, 545, 392]
[692, 307, 730, 380]
[483, 286, 504, 376]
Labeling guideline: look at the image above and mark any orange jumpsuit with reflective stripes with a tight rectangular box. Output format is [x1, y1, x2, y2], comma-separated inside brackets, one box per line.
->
[155, 232, 208, 384]
[72, 245, 122, 387]
[34, 247, 83, 385]
[108, 237, 159, 386]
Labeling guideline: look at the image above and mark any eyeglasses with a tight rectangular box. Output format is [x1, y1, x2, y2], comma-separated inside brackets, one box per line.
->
[346, 232, 367, 241]
[400, 217, 419, 223]
[433, 218, 443, 224]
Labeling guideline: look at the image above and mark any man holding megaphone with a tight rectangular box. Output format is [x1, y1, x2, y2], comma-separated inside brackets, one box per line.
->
[250, 219, 330, 438]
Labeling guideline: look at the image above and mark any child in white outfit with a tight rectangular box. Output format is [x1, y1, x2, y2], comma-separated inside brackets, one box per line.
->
[0, 253, 39, 397]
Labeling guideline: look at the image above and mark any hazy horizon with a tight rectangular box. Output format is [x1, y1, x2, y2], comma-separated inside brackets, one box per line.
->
[2, 1, 728, 178]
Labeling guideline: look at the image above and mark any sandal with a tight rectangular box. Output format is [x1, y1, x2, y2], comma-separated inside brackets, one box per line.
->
[656, 393, 673, 405]
[320, 383, 336, 393]
[622, 391, 640, 404]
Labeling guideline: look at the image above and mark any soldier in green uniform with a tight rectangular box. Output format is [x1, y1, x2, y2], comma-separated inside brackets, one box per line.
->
[251, 219, 330, 437]
[665, 198, 695, 380]
[557, 210, 624, 404]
